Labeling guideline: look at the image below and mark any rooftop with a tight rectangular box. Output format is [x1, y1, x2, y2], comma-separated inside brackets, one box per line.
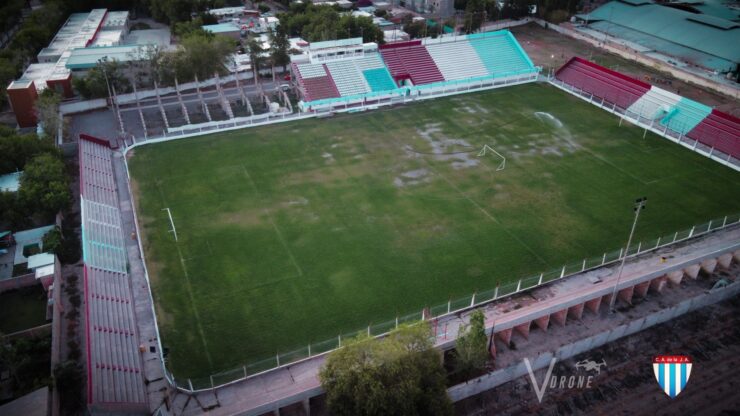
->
[580, 0, 740, 72]
[123, 28, 171, 46]
[203, 22, 241, 34]
[27, 252, 55, 270]
[308, 37, 364, 51]
[12, 225, 55, 265]
[66, 45, 151, 69]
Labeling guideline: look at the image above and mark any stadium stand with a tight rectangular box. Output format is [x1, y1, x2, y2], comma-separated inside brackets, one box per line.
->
[553, 57, 740, 162]
[379, 40, 446, 86]
[554, 57, 650, 109]
[658, 96, 712, 135]
[292, 63, 341, 102]
[426, 41, 489, 81]
[687, 110, 740, 158]
[627, 87, 682, 120]
[467, 31, 536, 76]
[79, 135, 148, 413]
[291, 31, 539, 110]
[325, 60, 370, 96]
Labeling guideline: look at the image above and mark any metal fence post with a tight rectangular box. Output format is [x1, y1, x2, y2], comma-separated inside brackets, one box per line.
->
[636, 241, 641, 253]
[689, 226, 695, 237]
[210, 375, 214, 389]
[708, 220, 713, 231]
[673, 231, 678, 242]
[395, 317, 399, 329]
[619, 247, 624, 259]
[276, 353, 280, 367]
[308, 344, 311, 357]
[493, 286, 499, 299]
[471, 293, 476, 307]
[602, 253, 606, 264]
[582, 259, 586, 271]
[560, 265, 566, 278]
[447, 300, 451, 314]
[243, 366, 247, 379]
[723, 216, 728, 227]
[367, 325, 371, 336]
[516, 279, 521, 292]
[538, 273, 543, 285]
[188, 379, 193, 390]
[338, 335, 341, 347]
[656, 236, 661, 248]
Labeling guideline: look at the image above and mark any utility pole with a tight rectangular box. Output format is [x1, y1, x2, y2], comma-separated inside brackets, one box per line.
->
[610, 197, 647, 312]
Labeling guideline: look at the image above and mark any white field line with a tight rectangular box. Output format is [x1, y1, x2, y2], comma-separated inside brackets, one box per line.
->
[156, 184, 213, 367]
[241, 165, 304, 278]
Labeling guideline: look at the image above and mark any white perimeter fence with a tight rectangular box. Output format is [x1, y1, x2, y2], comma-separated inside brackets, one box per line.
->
[116, 73, 740, 394]
[159, 214, 740, 393]
[548, 77, 740, 172]
[119, 71, 539, 150]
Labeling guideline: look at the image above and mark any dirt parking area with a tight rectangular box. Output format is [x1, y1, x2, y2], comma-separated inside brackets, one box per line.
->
[511, 23, 739, 116]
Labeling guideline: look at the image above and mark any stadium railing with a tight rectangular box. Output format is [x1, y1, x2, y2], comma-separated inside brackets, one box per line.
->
[159, 213, 740, 393]
[548, 75, 740, 172]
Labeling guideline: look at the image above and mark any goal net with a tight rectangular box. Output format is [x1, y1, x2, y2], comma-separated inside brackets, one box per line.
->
[477, 145, 506, 171]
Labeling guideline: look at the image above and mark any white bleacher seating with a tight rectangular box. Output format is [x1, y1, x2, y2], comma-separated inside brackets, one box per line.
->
[325, 60, 370, 97]
[426, 41, 489, 81]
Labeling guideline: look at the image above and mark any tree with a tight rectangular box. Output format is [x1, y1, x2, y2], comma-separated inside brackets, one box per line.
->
[35, 90, 62, 139]
[19, 153, 71, 218]
[454, 310, 488, 377]
[269, 27, 291, 72]
[72, 57, 132, 99]
[320, 323, 453, 416]
[246, 37, 266, 82]
[54, 360, 84, 413]
[464, 0, 487, 33]
[172, 16, 207, 38]
[0, 128, 56, 174]
[278, 4, 384, 44]
[173, 31, 235, 82]
[42, 226, 63, 253]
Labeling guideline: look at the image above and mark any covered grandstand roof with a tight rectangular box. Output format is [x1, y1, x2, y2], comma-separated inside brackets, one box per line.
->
[579, 0, 739, 72]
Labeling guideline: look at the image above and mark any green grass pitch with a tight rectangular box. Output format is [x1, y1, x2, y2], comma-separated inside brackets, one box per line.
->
[128, 83, 740, 380]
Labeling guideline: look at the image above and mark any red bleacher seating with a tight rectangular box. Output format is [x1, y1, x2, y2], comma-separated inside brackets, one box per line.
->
[380, 42, 445, 86]
[293, 63, 340, 102]
[555, 57, 650, 110]
[686, 109, 740, 159]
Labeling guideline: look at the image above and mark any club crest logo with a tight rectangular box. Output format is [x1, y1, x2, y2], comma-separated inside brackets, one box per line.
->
[653, 355, 692, 398]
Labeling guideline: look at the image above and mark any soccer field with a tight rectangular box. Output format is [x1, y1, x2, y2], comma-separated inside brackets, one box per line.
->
[128, 83, 740, 380]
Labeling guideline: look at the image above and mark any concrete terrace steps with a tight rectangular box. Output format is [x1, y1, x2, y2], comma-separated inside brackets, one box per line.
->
[627, 86, 682, 120]
[380, 42, 445, 85]
[87, 266, 146, 404]
[426, 41, 489, 81]
[554, 57, 649, 109]
[79, 136, 148, 411]
[325, 60, 370, 97]
[293, 63, 341, 102]
[468, 34, 532, 76]
[660, 97, 712, 135]
[687, 110, 740, 158]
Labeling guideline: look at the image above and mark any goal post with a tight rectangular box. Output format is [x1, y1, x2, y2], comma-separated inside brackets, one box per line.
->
[478, 145, 506, 171]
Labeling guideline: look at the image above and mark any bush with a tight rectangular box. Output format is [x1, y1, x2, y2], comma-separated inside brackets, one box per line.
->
[259, 4, 270, 13]
[69, 294, 81, 308]
[54, 360, 84, 413]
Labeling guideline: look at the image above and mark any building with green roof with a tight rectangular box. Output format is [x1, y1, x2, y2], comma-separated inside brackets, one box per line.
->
[576, 0, 739, 74]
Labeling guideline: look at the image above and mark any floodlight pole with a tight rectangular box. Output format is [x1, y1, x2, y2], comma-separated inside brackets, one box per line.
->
[609, 198, 647, 312]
